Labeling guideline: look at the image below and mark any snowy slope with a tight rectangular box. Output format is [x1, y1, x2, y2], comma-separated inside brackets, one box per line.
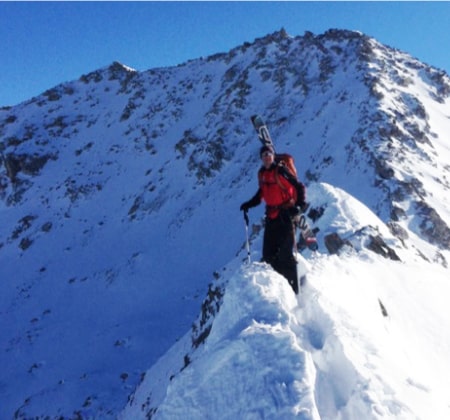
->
[121, 183, 450, 419]
[1, 29, 450, 417]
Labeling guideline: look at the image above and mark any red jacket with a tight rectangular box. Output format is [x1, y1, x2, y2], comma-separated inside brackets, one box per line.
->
[259, 165, 297, 218]
[241, 163, 306, 219]
[243, 163, 305, 219]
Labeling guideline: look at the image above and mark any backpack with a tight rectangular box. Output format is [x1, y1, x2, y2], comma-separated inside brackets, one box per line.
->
[275, 153, 298, 179]
[275, 153, 299, 204]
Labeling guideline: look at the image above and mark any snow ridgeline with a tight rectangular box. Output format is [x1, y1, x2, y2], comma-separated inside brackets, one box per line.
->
[122, 254, 450, 419]
[122, 183, 450, 419]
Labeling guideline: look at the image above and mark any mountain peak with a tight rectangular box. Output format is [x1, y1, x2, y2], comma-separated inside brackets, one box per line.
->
[269, 27, 290, 40]
[321, 28, 367, 40]
[107, 61, 137, 74]
[2, 28, 450, 418]
[251, 27, 292, 46]
[78, 60, 136, 84]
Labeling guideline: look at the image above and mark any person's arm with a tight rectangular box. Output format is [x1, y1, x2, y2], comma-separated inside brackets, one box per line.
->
[240, 189, 262, 211]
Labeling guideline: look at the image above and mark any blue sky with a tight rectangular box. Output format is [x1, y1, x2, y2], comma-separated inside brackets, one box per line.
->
[1, 1, 450, 107]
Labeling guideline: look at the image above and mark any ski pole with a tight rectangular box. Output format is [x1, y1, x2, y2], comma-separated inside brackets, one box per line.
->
[243, 210, 251, 264]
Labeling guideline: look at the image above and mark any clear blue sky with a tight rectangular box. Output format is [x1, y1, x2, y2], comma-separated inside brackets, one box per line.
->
[1, 1, 450, 107]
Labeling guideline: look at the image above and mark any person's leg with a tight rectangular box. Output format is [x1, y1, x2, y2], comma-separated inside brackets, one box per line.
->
[262, 218, 278, 264]
[268, 214, 299, 294]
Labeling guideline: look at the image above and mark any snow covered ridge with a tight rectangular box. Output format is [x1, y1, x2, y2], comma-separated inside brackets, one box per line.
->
[124, 258, 450, 419]
[122, 182, 450, 419]
[1, 28, 450, 417]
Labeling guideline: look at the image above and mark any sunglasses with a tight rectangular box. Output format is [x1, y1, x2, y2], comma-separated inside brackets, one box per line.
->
[261, 151, 274, 158]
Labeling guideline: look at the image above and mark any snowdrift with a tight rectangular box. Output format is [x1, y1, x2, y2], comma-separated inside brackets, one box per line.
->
[122, 256, 450, 419]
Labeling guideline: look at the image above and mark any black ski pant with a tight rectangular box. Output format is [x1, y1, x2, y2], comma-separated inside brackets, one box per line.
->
[262, 210, 298, 294]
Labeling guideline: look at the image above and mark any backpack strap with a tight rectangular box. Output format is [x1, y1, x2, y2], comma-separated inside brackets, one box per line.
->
[274, 164, 297, 208]
[276, 165, 306, 206]
[274, 164, 287, 191]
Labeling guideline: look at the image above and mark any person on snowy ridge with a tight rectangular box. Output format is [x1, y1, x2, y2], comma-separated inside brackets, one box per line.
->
[240, 145, 306, 294]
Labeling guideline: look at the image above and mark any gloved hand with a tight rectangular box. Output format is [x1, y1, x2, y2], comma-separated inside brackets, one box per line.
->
[297, 202, 309, 213]
[289, 206, 302, 223]
[240, 202, 250, 212]
[289, 206, 301, 216]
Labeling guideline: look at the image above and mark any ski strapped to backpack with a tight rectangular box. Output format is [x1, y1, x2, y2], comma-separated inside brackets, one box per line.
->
[297, 213, 319, 252]
[251, 114, 273, 146]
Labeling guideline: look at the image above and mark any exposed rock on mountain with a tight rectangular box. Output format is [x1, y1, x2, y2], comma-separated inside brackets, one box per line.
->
[1, 29, 450, 418]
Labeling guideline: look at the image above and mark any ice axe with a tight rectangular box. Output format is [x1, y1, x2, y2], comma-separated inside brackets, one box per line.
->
[243, 210, 251, 264]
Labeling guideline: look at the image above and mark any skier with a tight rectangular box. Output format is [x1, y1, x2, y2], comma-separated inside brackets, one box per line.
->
[240, 145, 307, 294]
